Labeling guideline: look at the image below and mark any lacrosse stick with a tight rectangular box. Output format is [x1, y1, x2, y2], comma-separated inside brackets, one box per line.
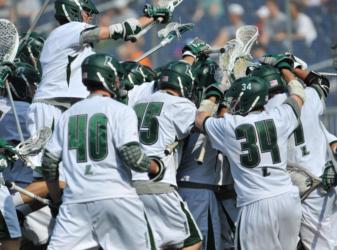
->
[15, 127, 52, 157]
[129, 0, 183, 42]
[164, 141, 180, 155]
[135, 22, 194, 62]
[5, 181, 50, 205]
[0, 19, 24, 143]
[318, 72, 337, 77]
[227, 26, 259, 80]
[196, 136, 207, 165]
[287, 164, 323, 201]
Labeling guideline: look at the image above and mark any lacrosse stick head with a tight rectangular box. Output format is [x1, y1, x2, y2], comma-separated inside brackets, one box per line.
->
[227, 26, 259, 76]
[153, 0, 183, 9]
[158, 22, 194, 40]
[16, 127, 52, 156]
[0, 19, 19, 63]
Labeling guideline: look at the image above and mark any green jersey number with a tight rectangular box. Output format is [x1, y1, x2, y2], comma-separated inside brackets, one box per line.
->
[134, 102, 164, 145]
[293, 121, 310, 156]
[235, 119, 281, 169]
[68, 113, 108, 164]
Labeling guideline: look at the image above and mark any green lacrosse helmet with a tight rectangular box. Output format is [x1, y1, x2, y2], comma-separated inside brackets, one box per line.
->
[16, 32, 45, 75]
[121, 61, 157, 90]
[55, 0, 99, 24]
[224, 76, 269, 115]
[8, 62, 41, 103]
[250, 64, 286, 95]
[157, 60, 194, 98]
[192, 59, 219, 106]
[81, 54, 124, 97]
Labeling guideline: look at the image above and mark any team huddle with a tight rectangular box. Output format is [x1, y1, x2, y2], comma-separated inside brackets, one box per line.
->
[0, 0, 336, 250]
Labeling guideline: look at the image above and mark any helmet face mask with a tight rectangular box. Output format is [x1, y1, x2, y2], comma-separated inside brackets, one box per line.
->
[225, 76, 268, 116]
[121, 61, 156, 90]
[55, 0, 99, 24]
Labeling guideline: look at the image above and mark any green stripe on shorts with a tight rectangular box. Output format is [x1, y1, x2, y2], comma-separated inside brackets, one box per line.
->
[180, 202, 202, 247]
[144, 213, 156, 250]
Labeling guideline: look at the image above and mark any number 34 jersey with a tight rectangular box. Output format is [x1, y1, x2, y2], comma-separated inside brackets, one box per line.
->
[205, 102, 299, 207]
[131, 91, 197, 186]
[45, 95, 140, 204]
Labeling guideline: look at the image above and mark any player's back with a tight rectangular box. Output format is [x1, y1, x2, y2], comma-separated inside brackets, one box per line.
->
[132, 90, 196, 185]
[266, 89, 328, 176]
[34, 22, 94, 101]
[52, 95, 139, 204]
[206, 103, 299, 206]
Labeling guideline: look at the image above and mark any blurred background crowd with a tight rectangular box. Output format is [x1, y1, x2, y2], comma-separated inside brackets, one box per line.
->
[1, 0, 337, 132]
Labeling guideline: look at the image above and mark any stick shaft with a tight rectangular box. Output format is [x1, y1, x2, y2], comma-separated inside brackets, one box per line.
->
[5, 80, 24, 143]
[135, 43, 164, 62]
[10, 182, 50, 205]
[196, 138, 207, 165]
[318, 72, 337, 77]
[164, 141, 179, 155]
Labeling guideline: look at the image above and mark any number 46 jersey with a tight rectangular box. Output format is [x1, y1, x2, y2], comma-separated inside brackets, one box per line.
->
[205, 101, 300, 207]
[45, 95, 141, 204]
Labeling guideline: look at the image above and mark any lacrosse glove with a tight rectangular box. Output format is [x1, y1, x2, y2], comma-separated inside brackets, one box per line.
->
[321, 161, 337, 191]
[182, 38, 211, 60]
[285, 53, 308, 70]
[0, 62, 15, 88]
[143, 4, 172, 23]
[110, 18, 142, 41]
[203, 82, 225, 102]
[260, 54, 294, 71]
[148, 157, 166, 182]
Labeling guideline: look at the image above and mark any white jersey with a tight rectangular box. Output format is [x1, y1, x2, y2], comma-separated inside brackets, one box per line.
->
[131, 91, 196, 185]
[0, 97, 30, 141]
[266, 89, 328, 176]
[34, 22, 94, 101]
[205, 103, 299, 206]
[127, 81, 156, 108]
[177, 132, 223, 185]
[45, 95, 140, 204]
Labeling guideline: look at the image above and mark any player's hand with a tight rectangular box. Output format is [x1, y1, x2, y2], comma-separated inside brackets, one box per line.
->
[111, 18, 142, 41]
[260, 54, 294, 71]
[182, 38, 211, 60]
[285, 53, 308, 70]
[143, 4, 172, 23]
[203, 82, 225, 102]
[148, 157, 166, 182]
[321, 161, 337, 191]
[0, 61, 15, 88]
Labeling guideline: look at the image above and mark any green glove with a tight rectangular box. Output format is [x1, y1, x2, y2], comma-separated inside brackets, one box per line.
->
[111, 19, 142, 41]
[260, 54, 294, 71]
[143, 4, 172, 23]
[203, 82, 225, 102]
[321, 161, 337, 191]
[182, 38, 211, 60]
[0, 62, 15, 88]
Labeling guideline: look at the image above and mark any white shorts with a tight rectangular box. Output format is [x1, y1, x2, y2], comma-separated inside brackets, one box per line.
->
[48, 198, 155, 250]
[300, 187, 336, 250]
[236, 190, 302, 250]
[0, 185, 21, 239]
[178, 188, 222, 250]
[139, 190, 202, 249]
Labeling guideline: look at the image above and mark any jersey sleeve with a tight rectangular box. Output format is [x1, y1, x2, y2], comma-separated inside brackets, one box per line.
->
[321, 122, 337, 144]
[172, 100, 196, 140]
[44, 113, 66, 160]
[113, 106, 140, 149]
[204, 116, 227, 152]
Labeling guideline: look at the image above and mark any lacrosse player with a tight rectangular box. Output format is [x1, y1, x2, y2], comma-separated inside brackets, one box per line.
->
[196, 64, 305, 249]
[131, 59, 203, 250]
[27, 0, 173, 168]
[42, 53, 164, 250]
[258, 54, 335, 250]
[177, 59, 238, 250]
